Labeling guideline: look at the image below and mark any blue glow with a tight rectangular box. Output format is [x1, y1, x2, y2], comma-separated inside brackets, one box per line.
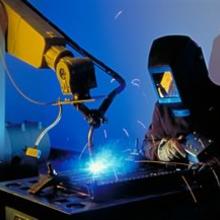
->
[158, 97, 181, 104]
[88, 158, 113, 175]
[86, 149, 121, 176]
[149, 65, 172, 74]
[172, 109, 191, 117]
[84, 141, 138, 178]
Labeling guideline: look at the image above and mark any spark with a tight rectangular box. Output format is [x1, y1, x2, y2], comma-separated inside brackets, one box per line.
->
[122, 128, 130, 137]
[103, 129, 108, 139]
[137, 120, 146, 129]
[78, 143, 88, 160]
[112, 167, 119, 181]
[131, 78, 141, 87]
[114, 10, 123, 20]
[110, 78, 116, 83]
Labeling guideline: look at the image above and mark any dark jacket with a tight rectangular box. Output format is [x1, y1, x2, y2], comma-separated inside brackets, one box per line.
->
[142, 102, 192, 160]
[142, 100, 220, 160]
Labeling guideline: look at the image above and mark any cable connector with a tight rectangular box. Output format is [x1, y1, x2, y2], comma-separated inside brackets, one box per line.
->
[25, 146, 41, 159]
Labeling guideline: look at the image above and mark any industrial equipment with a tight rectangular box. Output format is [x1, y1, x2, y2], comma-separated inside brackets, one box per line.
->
[0, 159, 220, 220]
[0, 0, 125, 168]
[1, 2, 220, 220]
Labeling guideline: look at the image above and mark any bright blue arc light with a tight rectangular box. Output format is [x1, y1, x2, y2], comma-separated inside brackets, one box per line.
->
[88, 160, 110, 175]
[84, 141, 139, 178]
[87, 149, 118, 176]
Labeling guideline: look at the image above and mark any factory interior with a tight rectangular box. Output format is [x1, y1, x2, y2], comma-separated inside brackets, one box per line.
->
[1, 0, 220, 219]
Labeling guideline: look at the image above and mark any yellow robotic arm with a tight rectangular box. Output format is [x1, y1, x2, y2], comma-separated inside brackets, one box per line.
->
[0, 0, 125, 108]
[0, 0, 125, 159]
[1, 0, 96, 99]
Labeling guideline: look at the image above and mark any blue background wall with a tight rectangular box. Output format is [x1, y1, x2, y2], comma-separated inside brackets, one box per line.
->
[5, 0, 220, 153]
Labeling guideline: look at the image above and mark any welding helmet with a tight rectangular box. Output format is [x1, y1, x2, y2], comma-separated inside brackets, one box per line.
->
[148, 35, 218, 118]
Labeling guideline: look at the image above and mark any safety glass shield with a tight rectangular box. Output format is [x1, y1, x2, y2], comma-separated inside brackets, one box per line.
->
[149, 66, 181, 104]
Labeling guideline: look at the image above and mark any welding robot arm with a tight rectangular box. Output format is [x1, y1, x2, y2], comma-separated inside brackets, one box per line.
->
[0, 0, 126, 157]
[0, 0, 96, 99]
